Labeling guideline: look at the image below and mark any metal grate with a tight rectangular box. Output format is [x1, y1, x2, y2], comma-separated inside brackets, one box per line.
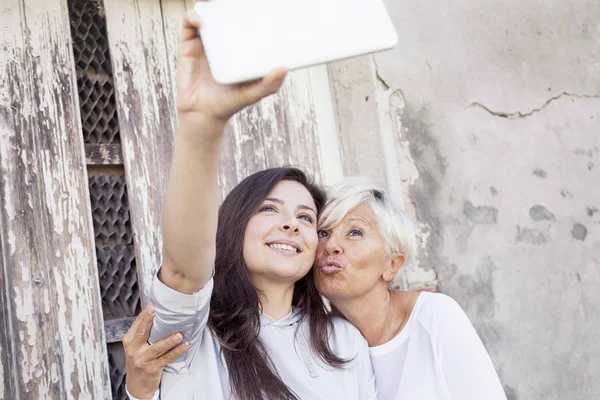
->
[68, 1, 141, 397]
[97, 246, 140, 319]
[107, 342, 128, 400]
[89, 174, 140, 319]
[89, 174, 133, 248]
[68, 0, 120, 144]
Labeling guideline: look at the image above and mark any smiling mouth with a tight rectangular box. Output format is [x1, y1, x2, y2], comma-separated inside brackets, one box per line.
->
[267, 243, 300, 253]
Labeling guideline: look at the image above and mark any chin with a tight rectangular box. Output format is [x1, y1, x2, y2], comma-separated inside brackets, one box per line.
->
[315, 275, 345, 299]
[268, 263, 312, 282]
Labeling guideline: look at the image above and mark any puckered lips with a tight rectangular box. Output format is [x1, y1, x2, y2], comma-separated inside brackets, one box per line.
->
[318, 258, 343, 275]
[266, 239, 302, 256]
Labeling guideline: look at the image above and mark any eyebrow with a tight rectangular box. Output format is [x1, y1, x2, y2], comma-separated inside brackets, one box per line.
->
[264, 197, 317, 215]
[346, 217, 371, 227]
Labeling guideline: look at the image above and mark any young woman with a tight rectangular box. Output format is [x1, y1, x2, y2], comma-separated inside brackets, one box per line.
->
[123, 8, 376, 400]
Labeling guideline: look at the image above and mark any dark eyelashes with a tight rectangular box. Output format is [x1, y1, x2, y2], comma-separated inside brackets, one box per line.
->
[259, 204, 314, 223]
[317, 229, 363, 238]
[298, 214, 314, 223]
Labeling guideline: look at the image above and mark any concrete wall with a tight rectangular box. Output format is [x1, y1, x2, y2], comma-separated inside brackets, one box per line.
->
[328, 1, 599, 398]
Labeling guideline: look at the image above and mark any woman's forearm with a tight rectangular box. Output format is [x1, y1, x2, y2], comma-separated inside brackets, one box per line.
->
[160, 113, 226, 294]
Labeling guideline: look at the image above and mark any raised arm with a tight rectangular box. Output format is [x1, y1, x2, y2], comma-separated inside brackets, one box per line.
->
[124, 9, 286, 399]
[160, 9, 287, 294]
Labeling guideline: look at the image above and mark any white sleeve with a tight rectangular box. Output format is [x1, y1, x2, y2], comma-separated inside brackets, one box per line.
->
[429, 295, 507, 400]
[148, 269, 214, 373]
[125, 386, 160, 400]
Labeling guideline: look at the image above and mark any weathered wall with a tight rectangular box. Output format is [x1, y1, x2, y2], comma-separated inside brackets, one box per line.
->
[1, 0, 597, 397]
[0, 0, 110, 398]
[329, 1, 599, 399]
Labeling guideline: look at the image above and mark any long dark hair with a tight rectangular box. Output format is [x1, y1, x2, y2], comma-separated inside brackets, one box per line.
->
[208, 167, 347, 400]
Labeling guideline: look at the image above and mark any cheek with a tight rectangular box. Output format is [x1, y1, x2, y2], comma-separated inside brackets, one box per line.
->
[241, 238, 258, 273]
[241, 221, 266, 271]
[302, 229, 319, 256]
[346, 249, 385, 283]
[314, 243, 326, 264]
[244, 217, 275, 249]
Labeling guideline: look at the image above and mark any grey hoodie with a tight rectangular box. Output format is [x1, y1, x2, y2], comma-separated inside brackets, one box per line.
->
[147, 274, 378, 400]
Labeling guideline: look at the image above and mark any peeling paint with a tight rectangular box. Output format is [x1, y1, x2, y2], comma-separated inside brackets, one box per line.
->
[103, 0, 179, 305]
[571, 223, 588, 241]
[452, 257, 502, 352]
[560, 189, 572, 198]
[529, 205, 555, 221]
[388, 88, 420, 191]
[516, 226, 549, 245]
[377, 82, 410, 211]
[0, 347, 4, 399]
[308, 65, 344, 185]
[504, 385, 518, 400]
[464, 200, 498, 224]
[0, 0, 110, 397]
[398, 105, 449, 287]
[573, 148, 597, 157]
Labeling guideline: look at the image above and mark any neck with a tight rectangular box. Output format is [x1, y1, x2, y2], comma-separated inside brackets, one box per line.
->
[253, 278, 296, 320]
[332, 287, 402, 347]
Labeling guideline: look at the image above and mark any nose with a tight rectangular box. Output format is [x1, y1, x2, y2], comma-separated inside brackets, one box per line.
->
[280, 215, 299, 234]
[323, 232, 343, 256]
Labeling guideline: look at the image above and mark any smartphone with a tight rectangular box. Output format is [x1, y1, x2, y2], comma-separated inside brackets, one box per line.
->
[194, 0, 398, 84]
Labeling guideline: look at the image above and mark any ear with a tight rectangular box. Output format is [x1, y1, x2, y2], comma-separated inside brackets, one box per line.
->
[382, 253, 405, 282]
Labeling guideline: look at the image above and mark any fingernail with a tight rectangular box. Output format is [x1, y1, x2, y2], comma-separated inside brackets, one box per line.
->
[148, 305, 155, 315]
[182, 341, 190, 348]
[173, 333, 183, 342]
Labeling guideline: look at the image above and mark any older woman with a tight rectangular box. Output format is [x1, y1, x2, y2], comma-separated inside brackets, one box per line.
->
[126, 176, 507, 400]
[314, 178, 507, 399]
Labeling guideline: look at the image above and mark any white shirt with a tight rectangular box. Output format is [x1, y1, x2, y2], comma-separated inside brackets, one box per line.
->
[369, 292, 507, 400]
[142, 274, 377, 400]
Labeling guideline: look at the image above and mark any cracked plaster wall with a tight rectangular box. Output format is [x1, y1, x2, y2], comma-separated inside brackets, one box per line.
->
[328, 1, 599, 399]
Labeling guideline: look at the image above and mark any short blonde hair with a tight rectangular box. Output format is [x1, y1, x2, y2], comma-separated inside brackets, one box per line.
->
[319, 177, 417, 286]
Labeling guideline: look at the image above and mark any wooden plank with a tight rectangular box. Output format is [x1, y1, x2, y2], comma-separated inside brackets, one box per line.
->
[308, 65, 345, 186]
[0, 0, 110, 398]
[156, 0, 242, 201]
[223, 67, 339, 195]
[104, 317, 136, 343]
[0, 240, 14, 400]
[327, 56, 390, 188]
[160, 0, 195, 91]
[85, 144, 123, 166]
[103, 0, 177, 305]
